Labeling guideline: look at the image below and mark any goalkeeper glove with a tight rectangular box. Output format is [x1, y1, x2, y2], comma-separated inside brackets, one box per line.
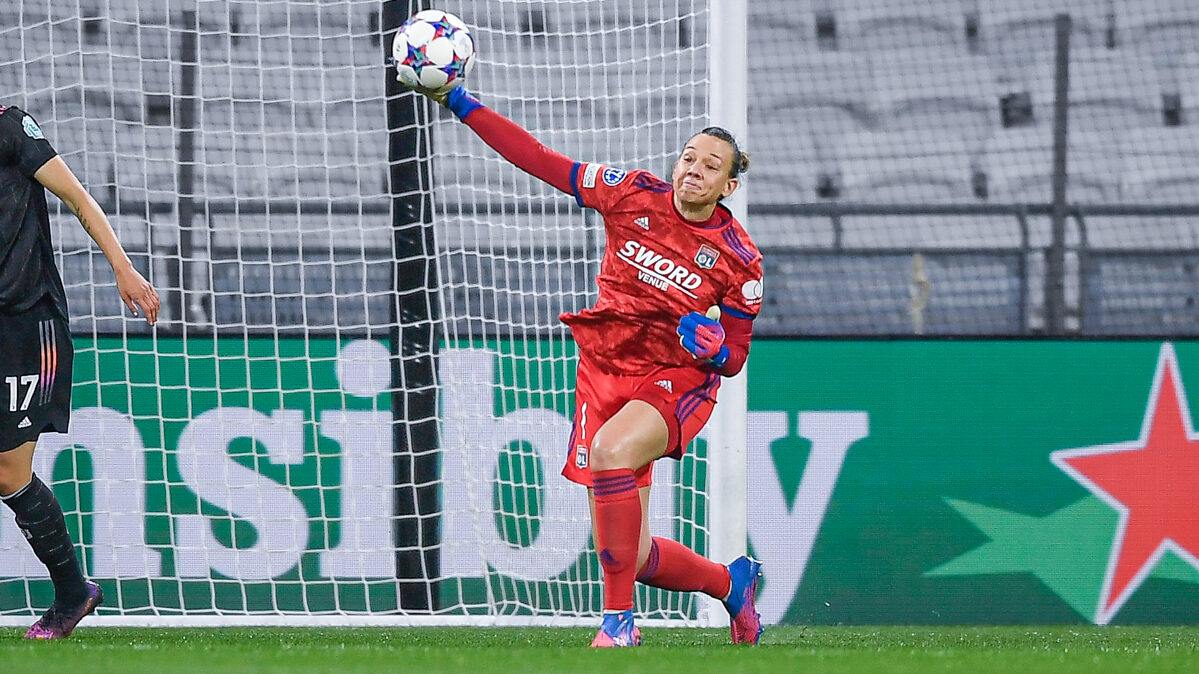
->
[677, 309, 729, 368]
[395, 79, 481, 121]
[445, 86, 482, 120]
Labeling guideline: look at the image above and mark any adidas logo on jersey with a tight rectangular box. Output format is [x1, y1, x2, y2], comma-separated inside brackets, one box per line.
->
[654, 379, 673, 393]
[634, 216, 650, 230]
[17, 417, 31, 429]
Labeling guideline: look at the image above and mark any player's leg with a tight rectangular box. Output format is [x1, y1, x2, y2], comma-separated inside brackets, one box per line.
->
[587, 400, 668, 647]
[0, 441, 102, 639]
[0, 302, 102, 639]
[587, 486, 653, 576]
[585, 485, 651, 648]
[628, 367, 764, 644]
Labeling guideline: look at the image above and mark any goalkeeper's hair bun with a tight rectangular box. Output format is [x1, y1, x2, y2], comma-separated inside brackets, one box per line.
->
[698, 126, 750, 179]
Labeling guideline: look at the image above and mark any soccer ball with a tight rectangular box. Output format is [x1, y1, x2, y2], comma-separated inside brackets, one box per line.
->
[392, 9, 476, 94]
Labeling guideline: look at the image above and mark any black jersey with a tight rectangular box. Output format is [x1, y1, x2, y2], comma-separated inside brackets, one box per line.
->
[0, 106, 68, 320]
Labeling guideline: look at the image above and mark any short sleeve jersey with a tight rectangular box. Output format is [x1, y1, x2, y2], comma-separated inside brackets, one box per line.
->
[561, 162, 764, 376]
[0, 106, 67, 319]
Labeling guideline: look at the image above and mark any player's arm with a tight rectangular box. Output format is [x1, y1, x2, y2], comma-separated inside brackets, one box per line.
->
[428, 87, 577, 195]
[34, 157, 160, 325]
[677, 305, 754, 377]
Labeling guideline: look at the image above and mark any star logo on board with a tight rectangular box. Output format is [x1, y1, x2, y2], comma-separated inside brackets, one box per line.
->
[927, 342, 1199, 624]
[1050, 342, 1199, 625]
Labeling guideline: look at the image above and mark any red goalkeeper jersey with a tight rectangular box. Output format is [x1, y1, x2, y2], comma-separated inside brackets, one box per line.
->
[459, 103, 762, 377]
[562, 164, 763, 376]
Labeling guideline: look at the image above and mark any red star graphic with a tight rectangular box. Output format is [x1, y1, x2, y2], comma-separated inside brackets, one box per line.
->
[1051, 343, 1199, 624]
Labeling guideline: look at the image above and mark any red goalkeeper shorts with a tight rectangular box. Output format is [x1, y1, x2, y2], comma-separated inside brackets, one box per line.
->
[562, 354, 721, 488]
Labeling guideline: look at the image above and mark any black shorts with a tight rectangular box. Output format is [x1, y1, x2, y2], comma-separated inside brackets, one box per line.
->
[0, 298, 73, 452]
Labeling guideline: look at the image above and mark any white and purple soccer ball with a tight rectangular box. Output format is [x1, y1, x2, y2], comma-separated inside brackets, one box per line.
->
[392, 9, 476, 94]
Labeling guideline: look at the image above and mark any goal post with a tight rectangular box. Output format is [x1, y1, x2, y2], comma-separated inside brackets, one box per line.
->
[702, 0, 750, 629]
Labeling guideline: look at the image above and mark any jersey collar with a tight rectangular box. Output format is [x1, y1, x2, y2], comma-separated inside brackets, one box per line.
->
[670, 193, 731, 231]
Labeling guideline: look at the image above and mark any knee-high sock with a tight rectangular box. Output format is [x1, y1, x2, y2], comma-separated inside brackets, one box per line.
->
[2, 474, 89, 606]
[591, 469, 642, 612]
[636, 537, 732, 600]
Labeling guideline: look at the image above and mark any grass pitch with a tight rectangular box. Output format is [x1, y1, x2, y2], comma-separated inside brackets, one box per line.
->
[2, 625, 1198, 673]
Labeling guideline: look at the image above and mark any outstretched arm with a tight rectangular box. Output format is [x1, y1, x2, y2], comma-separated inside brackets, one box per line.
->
[35, 157, 161, 325]
[442, 88, 577, 195]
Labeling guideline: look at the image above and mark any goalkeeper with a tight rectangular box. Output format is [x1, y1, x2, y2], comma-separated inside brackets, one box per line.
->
[408, 84, 764, 648]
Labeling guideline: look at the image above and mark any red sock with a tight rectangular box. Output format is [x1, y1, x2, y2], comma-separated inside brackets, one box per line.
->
[636, 537, 732, 599]
[592, 468, 642, 612]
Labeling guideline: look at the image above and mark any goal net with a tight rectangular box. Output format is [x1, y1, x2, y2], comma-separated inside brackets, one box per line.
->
[0, 0, 721, 626]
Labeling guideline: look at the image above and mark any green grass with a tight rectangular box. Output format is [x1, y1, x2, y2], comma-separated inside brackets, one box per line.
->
[2, 626, 1199, 673]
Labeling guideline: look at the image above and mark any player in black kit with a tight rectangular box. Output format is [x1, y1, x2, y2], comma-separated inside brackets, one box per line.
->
[0, 105, 159, 639]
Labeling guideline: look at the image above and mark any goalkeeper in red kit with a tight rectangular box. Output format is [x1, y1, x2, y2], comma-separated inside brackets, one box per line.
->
[409, 83, 764, 647]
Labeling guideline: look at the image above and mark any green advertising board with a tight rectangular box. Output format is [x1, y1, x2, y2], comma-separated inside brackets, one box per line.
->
[750, 340, 1199, 625]
[0, 337, 398, 615]
[2, 338, 1197, 624]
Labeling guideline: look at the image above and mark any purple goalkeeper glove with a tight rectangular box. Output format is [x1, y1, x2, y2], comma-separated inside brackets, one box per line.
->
[677, 311, 729, 367]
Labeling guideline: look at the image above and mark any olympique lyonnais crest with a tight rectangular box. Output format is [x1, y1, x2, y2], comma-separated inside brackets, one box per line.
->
[695, 244, 719, 269]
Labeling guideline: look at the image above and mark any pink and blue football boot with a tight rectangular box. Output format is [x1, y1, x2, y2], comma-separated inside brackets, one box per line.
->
[590, 608, 642, 647]
[723, 556, 763, 645]
[24, 581, 103, 640]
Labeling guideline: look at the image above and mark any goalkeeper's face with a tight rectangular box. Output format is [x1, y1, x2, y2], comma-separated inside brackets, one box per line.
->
[671, 134, 740, 210]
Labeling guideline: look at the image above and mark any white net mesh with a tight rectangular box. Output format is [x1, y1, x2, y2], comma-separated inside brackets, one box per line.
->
[420, 0, 712, 623]
[0, 0, 713, 625]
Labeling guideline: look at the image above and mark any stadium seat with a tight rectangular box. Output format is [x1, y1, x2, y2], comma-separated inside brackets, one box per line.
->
[101, 18, 172, 62]
[45, 15, 82, 57]
[750, 0, 821, 53]
[1081, 253, 1199, 335]
[981, 127, 1122, 204]
[103, 0, 170, 26]
[108, 124, 175, 199]
[1114, 0, 1199, 56]
[870, 51, 1001, 141]
[757, 251, 1025, 336]
[0, 4, 20, 28]
[440, 248, 594, 334]
[832, 130, 977, 201]
[754, 52, 874, 139]
[0, 61, 43, 103]
[1119, 127, 1199, 202]
[1176, 52, 1199, 125]
[829, 130, 1021, 248]
[745, 122, 822, 206]
[39, 117, 114, 202]
[1090, 127, 1199, 249]
[833, 0, 971, 53]
[1026, 49, 1164, 131]
[557, 0, 702, 46]
[978, 0, 1111, 59]
[60, 248, 155, 334]
[243, 1, 354, 38]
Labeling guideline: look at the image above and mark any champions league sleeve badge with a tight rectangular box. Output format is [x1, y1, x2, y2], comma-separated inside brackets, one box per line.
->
[22, 115, 45, 140]
[601, 167, 627, 186]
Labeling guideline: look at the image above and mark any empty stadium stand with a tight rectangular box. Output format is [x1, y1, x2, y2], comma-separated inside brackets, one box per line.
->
[870, 50, 1001, 139]
[1114, 0, 1199, 55]
[754, 51, 874, 138]
[1028, 48, 1165, 131]
[835, 0, 972, 53]
[978, 0, 1112, 56]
